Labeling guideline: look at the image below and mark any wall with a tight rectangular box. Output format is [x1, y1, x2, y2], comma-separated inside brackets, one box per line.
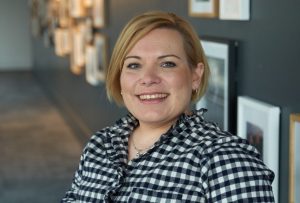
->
[0, 0, 32, 70]
[32, 0, 300, 202]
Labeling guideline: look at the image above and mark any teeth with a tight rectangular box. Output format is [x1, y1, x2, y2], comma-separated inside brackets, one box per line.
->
[139, 94, 167, 100]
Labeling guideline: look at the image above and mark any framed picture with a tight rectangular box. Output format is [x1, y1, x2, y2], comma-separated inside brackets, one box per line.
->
[85, 34, 107, 85]
[92, 0, 105, 28]
[54, 28, 64, 56]
[188, 0, 219, 18]
[84, 17, 94, 44]
[94, 33, 107, 79]
[58, 0, 70, 27]
[83, 0, 93, 8]
[70, 24, 86, 75]
[289, 113, 300, 203]
[196, 37, 237, 133]
[69, 0, 86, 18]
[219, 0, 250, 20]
[237, 96, 280, 202]
[54, 28, 71, 56]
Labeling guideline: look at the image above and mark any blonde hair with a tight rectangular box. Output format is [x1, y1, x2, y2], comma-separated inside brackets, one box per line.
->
[106, 11, 210, 105]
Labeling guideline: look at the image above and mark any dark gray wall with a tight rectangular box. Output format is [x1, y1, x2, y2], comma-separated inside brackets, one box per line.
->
[33, 1, 300, 202]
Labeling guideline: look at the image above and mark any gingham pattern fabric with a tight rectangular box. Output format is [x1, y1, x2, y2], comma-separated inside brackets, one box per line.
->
[62, 109, 275, 203]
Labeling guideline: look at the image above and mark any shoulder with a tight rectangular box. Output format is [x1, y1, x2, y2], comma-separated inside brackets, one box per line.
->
[194, 124, 275, 186]
[187, 123, 275, 201]
[181, 113, 274, 179]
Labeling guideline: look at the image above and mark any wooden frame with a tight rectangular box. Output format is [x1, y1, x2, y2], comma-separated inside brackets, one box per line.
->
[237, 96, 280, 202]
[196, 37, 237, 133]
[58, 0, 70, 27]
[70, 24, 86, 75]
[92, 0, 105, 28]
[219, 0, 250, 21]
[188, 0, 219, 18]
[289, 113, 300, 203]
[54, 28, 71, 56]
[69, 0, 86, 18]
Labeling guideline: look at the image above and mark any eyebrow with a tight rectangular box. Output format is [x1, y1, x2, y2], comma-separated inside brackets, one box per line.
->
[158, 54, 182, 60]
[124, 54, 182, 60]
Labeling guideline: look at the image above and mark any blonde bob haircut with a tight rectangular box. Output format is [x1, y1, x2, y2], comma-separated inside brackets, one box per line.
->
[106, 11, 210, 105]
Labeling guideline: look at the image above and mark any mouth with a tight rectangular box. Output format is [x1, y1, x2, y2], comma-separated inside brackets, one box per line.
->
[137, 93, 169, 101]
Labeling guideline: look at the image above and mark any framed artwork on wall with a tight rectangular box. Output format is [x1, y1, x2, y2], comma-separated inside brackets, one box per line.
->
[85, 34, 107, 85]
[196, 37, 237, 133]
[237, 96, 280, 202]
[92, 0, 105, 28]
[94, 33, 107, 80]
[289, 113, 300, 203]
[70, 24, 86, 75]
[69, 0, 86, 18]
[85, 45, 99, 85]
[83, 0, 93, 8]
[58, 0, 70, 27]
[219, 0, 250, 20]
[54, 28, 71, 56]
[188, 0, 219, 18]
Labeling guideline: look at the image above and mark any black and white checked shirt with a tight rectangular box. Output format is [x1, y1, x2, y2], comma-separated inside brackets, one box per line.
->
[62, 109, 275, 202]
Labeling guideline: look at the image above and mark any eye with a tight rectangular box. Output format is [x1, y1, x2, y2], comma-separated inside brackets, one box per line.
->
[161, 61, 176, 68]
[126, 63, 140, 69]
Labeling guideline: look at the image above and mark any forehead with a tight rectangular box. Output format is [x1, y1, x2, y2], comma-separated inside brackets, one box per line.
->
[127, 28, 185, 55]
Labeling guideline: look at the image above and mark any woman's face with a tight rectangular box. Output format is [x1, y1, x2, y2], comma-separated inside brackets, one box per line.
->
[120, 28, 203, 128]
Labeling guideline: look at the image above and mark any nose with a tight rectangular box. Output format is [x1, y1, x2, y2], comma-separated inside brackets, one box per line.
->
[139, 67, 161, 86]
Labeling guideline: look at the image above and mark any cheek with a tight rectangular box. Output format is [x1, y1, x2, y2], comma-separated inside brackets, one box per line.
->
[120, 72, 136, 93]
[169, 72, 193, 90]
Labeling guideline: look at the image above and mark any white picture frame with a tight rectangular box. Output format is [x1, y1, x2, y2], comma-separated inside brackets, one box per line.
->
[289, 114, 300, 203]
[219, 0, 250, 21]
[237, 96, 280, 202]
[85, 33, 107, 85]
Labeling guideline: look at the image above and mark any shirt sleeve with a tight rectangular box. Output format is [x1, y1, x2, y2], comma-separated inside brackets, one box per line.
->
[204, 139, 275, 203]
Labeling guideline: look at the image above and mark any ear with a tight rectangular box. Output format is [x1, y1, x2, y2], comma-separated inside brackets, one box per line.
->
[192, 62, 204, 90]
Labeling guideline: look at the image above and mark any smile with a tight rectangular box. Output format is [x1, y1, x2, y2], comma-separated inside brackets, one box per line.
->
[138, 93, 168, 100]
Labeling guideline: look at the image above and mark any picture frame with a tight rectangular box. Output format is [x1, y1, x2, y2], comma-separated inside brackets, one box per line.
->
[54, 28, 71, 56]
[237, 96, 280, 202]
[289, 113, 300, 203]
[94, 33, 107, 80]
[83, 0, 93, 8]
[54, 28, 64, 56]
[70, 24, 86, 75]
[85, 33, 107, 85]
[58, 0, 70, 27]
[188, 0, 219, 18]
[196, 37, 237, 133]
[92, 0, 105, 28]
[219, 0, 250, 21]
[69, 0, 86, 18]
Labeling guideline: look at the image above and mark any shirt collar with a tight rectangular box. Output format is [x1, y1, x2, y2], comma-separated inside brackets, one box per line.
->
[107, 109, 207, 165]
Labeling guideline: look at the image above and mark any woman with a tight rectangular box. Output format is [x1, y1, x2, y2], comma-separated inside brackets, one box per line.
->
[62, 11, 275, 202]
